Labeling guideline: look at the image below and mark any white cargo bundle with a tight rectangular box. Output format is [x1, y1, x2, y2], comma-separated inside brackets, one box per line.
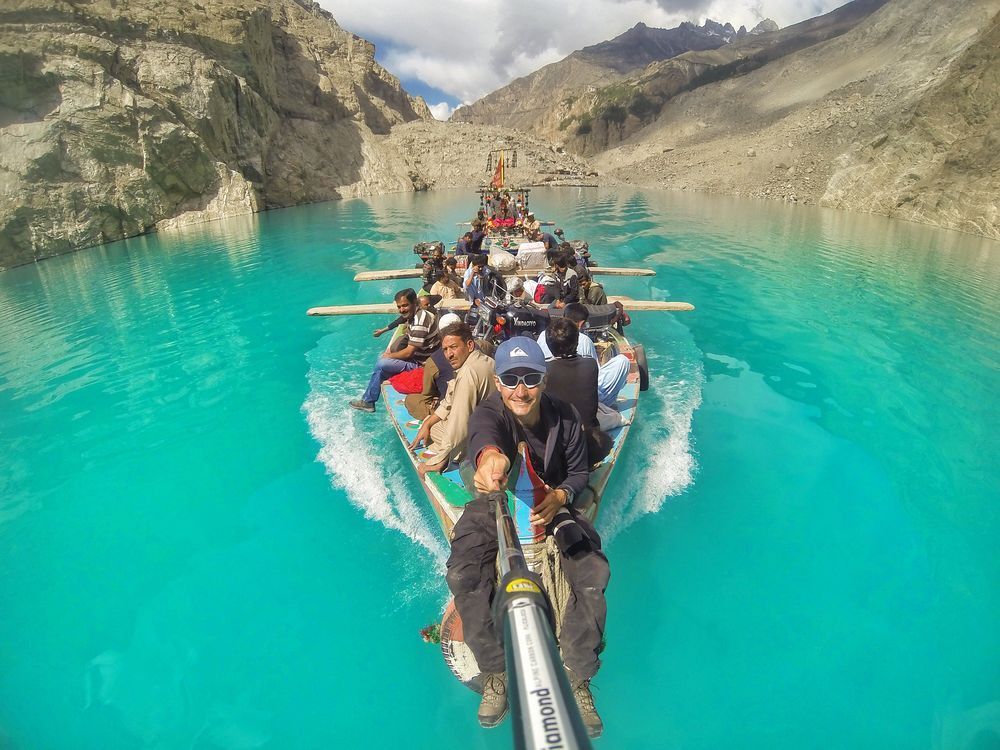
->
[489, 248, 519, 272]
[516, 241, 547, 270]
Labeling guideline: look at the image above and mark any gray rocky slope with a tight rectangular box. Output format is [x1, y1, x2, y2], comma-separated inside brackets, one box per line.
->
[592, 0, 1000, 240]
[450, 19, 757, 137]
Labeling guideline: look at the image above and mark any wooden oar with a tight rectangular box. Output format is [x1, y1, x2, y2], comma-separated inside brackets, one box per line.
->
[306, 297, 692, 316]
[352, 266, 656, 282]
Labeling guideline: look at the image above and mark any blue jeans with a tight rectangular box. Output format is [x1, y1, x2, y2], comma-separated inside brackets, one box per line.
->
[598, 354, 630, 406]
[362, 357, 419, 403]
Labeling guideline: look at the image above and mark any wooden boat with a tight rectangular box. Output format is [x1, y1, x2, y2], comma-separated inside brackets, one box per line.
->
[307, 170, 694, 690]
[376, 305, 647, 689]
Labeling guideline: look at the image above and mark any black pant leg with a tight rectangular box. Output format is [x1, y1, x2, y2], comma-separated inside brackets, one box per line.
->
[445, 496, 506, 674]
[558, 510, 610, 679]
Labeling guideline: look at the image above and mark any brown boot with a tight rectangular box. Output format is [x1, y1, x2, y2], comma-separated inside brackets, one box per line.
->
[567, 668, 603, 738]
[477, 672, 508, 728]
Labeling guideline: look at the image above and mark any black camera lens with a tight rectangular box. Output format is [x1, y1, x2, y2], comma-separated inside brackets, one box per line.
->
[549, 508, 587, 556]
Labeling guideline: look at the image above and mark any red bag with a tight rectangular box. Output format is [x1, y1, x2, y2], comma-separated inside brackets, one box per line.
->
[388, 367, 425, 394]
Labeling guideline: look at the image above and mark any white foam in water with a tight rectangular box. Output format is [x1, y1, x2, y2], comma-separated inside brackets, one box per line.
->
[302, 351, 448, 572]
[601, 365, 704, 542]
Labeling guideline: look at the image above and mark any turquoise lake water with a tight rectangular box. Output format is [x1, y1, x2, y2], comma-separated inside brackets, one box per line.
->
[1, 188, 998, 749]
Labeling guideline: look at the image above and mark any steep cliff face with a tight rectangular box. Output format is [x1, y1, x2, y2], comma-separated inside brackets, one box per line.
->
[0, 0, 431, 269]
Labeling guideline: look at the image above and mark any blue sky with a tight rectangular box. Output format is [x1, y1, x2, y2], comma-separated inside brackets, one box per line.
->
[367, 35, 461, 117]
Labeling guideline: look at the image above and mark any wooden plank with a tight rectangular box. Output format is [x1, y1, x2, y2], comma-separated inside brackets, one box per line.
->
[608, 297, 694, 311]
[306, 297, 692, 315]
[353, 269, 423, 281]
[307, 299, 472, 316]
[589, 267, 655, 277]
[352, 266, 656, 282]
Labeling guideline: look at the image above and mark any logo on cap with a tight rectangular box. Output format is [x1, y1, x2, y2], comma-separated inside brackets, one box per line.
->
[509, 347, 528, 358]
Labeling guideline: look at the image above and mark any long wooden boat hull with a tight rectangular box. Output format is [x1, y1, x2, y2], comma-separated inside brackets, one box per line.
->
[379, 327, 643, 688]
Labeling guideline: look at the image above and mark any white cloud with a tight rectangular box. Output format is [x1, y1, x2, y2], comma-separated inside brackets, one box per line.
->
[428, 102, 456, 121]
[319, 0, 846, 102]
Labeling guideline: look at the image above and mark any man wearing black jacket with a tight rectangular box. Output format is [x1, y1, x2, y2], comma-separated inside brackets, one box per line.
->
[544, 317, 613, 466]
[446, 336, 609, 738]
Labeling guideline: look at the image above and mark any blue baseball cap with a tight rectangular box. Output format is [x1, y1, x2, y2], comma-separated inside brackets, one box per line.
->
[494, 336, 547, 375]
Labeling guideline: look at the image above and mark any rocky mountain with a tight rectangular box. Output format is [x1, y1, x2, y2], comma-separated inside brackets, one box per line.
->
[0, 0, 433, 269]
[574, 20, 741, 74]
[537, 0, 888, 156]
[593, 0, 1000, 240]
[450, 18, 758, 135]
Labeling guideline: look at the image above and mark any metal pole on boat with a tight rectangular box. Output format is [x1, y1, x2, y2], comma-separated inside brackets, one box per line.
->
[489, 491, 593, 750]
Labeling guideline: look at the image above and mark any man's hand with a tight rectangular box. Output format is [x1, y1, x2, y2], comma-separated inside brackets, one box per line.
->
[372, 327, 384, 338]
[409, 420, 432, 451]
[474, 449, 510, 493]
[530, 486, 568, 526]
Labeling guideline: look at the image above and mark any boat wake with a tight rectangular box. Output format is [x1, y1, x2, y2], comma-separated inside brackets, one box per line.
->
[303, 320, 702, 561]
[302, 335, 448, 575]
[600, 345, 704, 543]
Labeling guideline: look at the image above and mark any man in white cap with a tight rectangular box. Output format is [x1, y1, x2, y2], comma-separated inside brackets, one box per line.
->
[410, 321, 496, 476]
[523, 211, 541, 235]
[446, 336, 609, 737]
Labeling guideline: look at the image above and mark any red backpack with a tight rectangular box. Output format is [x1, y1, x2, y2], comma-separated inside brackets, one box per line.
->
[388, 367, 425, 394]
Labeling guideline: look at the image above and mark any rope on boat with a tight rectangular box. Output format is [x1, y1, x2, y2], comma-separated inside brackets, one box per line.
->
[524, 537, 571, 641]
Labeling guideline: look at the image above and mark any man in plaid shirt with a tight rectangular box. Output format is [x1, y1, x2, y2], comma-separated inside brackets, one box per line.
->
[350, 288, 439, 413]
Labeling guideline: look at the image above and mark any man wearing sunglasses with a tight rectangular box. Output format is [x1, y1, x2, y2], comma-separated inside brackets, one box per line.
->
[445, 337, 610, 738]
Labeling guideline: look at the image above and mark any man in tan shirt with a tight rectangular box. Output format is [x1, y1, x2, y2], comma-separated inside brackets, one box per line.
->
[410, 321, 496, 476]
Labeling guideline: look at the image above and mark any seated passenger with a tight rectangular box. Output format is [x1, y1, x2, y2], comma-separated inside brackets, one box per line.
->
[350, 288, 438, 413]
[470, 222, 486, 252]
[420, 245, 445, 293]
[430, 268, 462, 300]
[465, 253, 507, 306]
[455, 232, 474, 255]
[543, 317, 613, 465]
[410, 322, 497, 476]
[578, 266, 607, 306]
[418, 293, 442, 316]
[503, 277, 550, 340]
[523, 211, 541, 235]
[535, 250, 579, 308]
[537, 303, 629, 408]
[444, 256, 462, 286]
[404, 312, 462, 420]
[507, 276, 537, 308]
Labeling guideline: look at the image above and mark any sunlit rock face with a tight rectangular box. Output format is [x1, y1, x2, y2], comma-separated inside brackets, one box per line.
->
[0, 0, 432, 268]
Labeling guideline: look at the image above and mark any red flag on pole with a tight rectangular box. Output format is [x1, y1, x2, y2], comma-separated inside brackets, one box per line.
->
[491, 153, 504, 189]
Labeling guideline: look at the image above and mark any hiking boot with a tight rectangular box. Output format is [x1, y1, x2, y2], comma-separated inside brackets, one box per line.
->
[477, 672, 508, 728]
[349, 399, 375, 413]
[567, 669, 603, 739]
